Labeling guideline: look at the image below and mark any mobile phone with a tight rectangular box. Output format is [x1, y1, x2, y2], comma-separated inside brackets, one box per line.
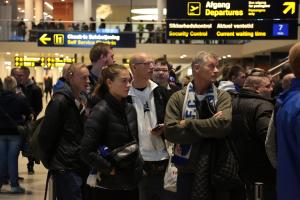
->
[152, 124, 164, 132]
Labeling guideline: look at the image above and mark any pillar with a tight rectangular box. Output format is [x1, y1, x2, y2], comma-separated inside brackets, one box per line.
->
[24, 0, 33, 35]
[84, 0, 92, 23]
[157, 0, 166, 22]
[35, 0, 43, 24]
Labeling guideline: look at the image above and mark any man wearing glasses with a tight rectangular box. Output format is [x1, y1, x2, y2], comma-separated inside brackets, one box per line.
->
[152, 58, 180, 96]
[129, 53, 170, 200]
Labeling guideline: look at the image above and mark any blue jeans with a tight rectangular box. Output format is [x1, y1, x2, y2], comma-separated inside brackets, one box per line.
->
[52, 170, 84, 200]
[0, 135, 22, 187]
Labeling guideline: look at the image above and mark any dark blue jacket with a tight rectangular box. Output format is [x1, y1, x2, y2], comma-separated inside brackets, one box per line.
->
[276, 78, 300, 200]
[0, 91, 31, 135]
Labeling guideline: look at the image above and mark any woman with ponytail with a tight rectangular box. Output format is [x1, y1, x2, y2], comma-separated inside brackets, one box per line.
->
[81, 64, 142, 199]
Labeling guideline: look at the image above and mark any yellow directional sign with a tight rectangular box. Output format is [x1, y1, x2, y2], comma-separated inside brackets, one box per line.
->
[39, 33, 51, 45]
[283, 2, 296, 14]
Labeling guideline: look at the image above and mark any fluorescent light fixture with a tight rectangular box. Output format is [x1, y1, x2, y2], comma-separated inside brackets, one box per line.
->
[44, 2, 54, 10]
[131, 8, 167, 15]
[187, 68, 192, 76]
[6, 52, 11, 55]
[131, 15, 158, 21]
[222, 56, 227, 59]
[227, 55, 231, 58]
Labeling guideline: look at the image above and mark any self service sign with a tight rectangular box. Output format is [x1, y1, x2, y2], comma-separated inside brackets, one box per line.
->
[38, 32, 136, 48]
[166, 0, 298, 40]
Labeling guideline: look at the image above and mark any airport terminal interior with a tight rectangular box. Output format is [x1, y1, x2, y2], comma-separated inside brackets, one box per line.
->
[0, 0, 299, 199]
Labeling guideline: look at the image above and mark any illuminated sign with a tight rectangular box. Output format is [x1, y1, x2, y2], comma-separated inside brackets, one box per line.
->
[14, 56, 75, 67]
[14, 57, 44, 67]
[38, 32, 136, 48]
[166, 0, 298, 39]
[47, 57, 76, 67]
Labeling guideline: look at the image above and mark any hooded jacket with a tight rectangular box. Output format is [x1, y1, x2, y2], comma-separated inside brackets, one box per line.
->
[38, 83, 88, 172]
[276, 78, 300, 200]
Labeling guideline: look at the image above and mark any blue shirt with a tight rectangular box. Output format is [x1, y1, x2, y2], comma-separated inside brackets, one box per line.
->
[276, 78, 300, 200]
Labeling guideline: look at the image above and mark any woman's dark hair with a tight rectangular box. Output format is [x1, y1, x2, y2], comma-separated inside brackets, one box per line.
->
[93, 64, 129, 98]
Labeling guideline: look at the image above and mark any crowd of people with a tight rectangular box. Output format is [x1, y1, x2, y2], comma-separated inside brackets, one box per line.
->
[0, 41, 300, 200]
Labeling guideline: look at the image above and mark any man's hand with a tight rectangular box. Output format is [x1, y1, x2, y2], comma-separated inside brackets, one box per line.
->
[110, 168, 116, 176]
[213, 111, 223, 118]
[151, 124, 164, 136]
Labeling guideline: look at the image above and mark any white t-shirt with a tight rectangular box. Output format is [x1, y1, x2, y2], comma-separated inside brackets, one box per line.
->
[129, 81, 169, 161]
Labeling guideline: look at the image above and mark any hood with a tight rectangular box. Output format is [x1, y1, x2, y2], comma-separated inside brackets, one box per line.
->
[0, 91, 18, 104]
[218, 81, 236, 92]
[239, 88, 273, 102]
[54, 82, 75, 102]
[128, 80, 158, 97]
[53, 78, 65, 93]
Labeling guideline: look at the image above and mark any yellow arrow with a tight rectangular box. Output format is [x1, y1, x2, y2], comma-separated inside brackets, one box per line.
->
[39, 33, 51, 45]
[283, 2, 296, 14]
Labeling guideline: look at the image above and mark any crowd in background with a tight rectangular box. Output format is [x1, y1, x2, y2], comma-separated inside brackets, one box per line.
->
[0, 41, 300, 200]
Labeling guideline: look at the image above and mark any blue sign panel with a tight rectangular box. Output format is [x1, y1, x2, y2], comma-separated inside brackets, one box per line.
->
[272, 24, 289, 36]
[38, 32, 136, 48]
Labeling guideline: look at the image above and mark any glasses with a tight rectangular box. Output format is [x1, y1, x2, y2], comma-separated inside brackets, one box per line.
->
[134, 61, 154, 66]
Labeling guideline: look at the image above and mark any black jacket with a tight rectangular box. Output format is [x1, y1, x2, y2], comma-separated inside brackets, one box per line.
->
[22, 81, 43, 119]
[231, 88, 275, 184]
[81, 93, 142, 190]
[0, 91, 31, 135]
[38, 83, 88, 173]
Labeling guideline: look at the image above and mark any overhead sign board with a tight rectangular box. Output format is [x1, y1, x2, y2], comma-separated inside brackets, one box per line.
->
[166, 0, 298, 40]
[38, 32, 136, 48]
[15, 57, 44, 67]
[14, 56, 75, 67]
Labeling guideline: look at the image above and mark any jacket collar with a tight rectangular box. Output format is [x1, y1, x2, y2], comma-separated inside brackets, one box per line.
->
[239, 88, 273, 102]
[128, 80, 158, 97]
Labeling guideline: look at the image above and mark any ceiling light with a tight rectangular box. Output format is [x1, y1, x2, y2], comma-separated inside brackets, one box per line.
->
[5, 0, 9, 4]
[131, 8, 167, 15]
[18, 7, 21, 10]
[44, 2, 54, 10]
[227, 54, 231, 58]
[60, 54, 64, 57]
[55, 53, 59, 56]
[15, 53, 19, 56]
[222, 56, 227, 59]
[131, 15, 158, 21]
[6, 52, 11, 55]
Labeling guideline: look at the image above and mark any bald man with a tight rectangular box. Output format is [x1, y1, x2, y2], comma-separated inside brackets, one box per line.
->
[128, 53, 170, 200]
[276, 42, 300, 200]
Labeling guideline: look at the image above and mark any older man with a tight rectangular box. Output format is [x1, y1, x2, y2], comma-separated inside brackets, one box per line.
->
[129, 53, 170, 200]
[164, 51, 232, 200]
[276, 42, 300, 200]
